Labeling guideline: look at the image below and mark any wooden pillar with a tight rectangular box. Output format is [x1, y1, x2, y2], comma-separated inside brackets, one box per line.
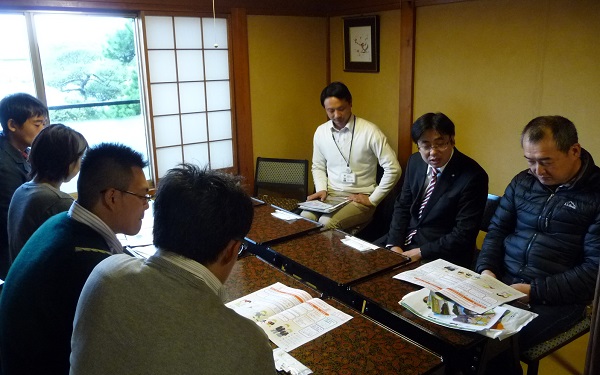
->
[231, 8, 255, 193]
[398, 0, 416, 169]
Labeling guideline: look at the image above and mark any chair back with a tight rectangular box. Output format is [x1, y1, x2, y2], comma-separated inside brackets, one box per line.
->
[481, 194, 501, 232]
[254, 157, 309, 202]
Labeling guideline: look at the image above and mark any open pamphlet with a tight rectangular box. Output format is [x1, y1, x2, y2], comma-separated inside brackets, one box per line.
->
[394, 259, 537, 339]
[226, 282, 352, 352]
[393, 259, 526, 314]
[297, 197, 350, 213]
[400, 288, 538, 340]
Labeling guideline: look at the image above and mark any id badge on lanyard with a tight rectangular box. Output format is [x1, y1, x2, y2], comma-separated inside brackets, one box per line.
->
[341, 167, 356, 184]
[334, 116, 356, 185]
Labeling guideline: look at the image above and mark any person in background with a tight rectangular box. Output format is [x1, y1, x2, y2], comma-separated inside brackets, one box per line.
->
[7, 123, 88, 265]
[380, 112, 488, 267]
[0, 143, 149, 375]
[70, 164, 276, 375]
[301, 81, 401, 230]
[476, 116, 600, 355]
[0, 93, 48, 279]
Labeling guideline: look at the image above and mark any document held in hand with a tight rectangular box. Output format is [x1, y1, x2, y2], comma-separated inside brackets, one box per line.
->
[394, 259, 526, 314]
[297, 197, 350, 213]
[226, 282, 352, 352]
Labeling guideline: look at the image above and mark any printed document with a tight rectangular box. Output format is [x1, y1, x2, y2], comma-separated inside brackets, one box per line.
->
[400, 288, 537, 339]
[394, 259, 525, 314]
[226, 282, 352, 352]
[297, 197, 350, 214]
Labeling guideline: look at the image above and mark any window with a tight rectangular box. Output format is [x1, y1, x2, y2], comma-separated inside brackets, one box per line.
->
[143, 15, 234, 180]
[0, 11, 235, 192]
[0, 14, 36, 98]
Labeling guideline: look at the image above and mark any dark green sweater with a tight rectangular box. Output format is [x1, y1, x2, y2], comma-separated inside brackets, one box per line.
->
[0, 212, 112, 375]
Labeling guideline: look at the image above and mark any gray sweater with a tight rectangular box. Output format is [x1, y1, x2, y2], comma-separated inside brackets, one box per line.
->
[8, 181, 73, 264]
[70, 253, 277, 375]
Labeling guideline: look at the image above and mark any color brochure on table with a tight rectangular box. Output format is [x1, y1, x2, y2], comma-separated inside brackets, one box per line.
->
[395, 259, 537, 340]
[226, 282, 352, 352]
[394, 258, 525, 314]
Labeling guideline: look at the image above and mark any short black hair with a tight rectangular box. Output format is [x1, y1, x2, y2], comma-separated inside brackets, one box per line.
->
[153, 164, 253, 265]
[29, 124, 88, 181]
[320, 82, 352, 107]
[521, 116, 578, 153]
[411, 112, 456, 143]
[0, 93, 48, 132]
[77, 143, 147, 209]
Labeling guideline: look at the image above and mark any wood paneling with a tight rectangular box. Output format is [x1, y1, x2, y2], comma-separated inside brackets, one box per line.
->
[398, 0, 415, 168]
[230, 8, 255, 192]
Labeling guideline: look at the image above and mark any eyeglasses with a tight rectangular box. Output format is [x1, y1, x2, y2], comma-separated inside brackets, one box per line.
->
[117, 189, 153, 203]
[417, 141, 451, 152]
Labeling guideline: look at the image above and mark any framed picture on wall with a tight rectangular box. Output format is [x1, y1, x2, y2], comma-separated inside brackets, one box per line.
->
[343, 15, 379, 73]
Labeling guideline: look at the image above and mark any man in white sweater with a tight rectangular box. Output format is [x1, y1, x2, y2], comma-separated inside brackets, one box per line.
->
[301, 81, 401, 230]
[70, 165, 276, 375]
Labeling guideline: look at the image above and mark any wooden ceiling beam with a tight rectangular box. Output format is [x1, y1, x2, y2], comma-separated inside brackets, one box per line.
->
[0, 0, 474, 16]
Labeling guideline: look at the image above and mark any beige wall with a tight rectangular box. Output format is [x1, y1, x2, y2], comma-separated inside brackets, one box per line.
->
[247, 15, 328, 188]
[414, 0, 600, 195]
[329, 10, 402, 152]
[247, 11, 402, 190]
[247, 1, 600, 197]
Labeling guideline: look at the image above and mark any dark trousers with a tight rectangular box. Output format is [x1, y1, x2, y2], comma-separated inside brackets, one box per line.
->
[519, 303, 586, 350]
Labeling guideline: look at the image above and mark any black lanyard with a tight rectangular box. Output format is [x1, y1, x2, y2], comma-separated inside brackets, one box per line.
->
[331, 115, 356, 168]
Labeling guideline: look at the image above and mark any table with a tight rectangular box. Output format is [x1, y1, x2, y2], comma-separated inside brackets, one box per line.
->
[251, 197, 265, 206]
[224, 256, 444, 375]
[266, 229, 410, 296]
[244, 204, 322, 257]
[349, 262, 517, 374]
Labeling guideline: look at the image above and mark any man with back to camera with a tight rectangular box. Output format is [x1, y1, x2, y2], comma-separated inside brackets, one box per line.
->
[476, 116, 600, 354]
[0, 143, 149, 375]
[70, 164, 276, 375]
[380, 112, 488, 267]
[301, 81, 401, 230]
[0, 92, 48, 279]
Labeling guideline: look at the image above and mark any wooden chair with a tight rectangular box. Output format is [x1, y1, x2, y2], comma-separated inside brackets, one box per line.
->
[473, 194, 501, 267]
[254, 157, 308, 212]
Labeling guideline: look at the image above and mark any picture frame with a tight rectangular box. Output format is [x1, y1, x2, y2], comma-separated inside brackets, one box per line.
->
[343, 15, 380, 73]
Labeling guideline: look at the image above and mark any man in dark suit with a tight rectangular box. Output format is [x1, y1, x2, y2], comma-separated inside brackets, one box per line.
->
[381, 112, 488, 268]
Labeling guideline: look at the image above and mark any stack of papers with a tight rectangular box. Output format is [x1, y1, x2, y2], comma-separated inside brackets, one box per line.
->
[400, 288, 537, 339]
[341, 235, 379, 252]
[271, 210, 302, 221]
[394, 258, 525, 313]
[297, 198, 350, 213]
[395, 259, 537, 340]
[273, 348, 313, 375]
[401, 288, 507, 332]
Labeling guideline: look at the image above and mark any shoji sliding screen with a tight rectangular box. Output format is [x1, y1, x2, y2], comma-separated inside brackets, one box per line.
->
[143, 15, 234, 180]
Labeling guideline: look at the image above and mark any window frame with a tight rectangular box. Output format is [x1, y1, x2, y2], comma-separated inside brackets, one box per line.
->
[1, 8, 246, 190]
[139, 11, 239, 184]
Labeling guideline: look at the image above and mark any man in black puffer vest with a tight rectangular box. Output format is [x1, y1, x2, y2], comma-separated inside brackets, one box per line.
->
[477, 116, 600, 354]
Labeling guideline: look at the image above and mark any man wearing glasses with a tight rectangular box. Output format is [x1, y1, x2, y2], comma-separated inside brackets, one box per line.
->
[70, 165, 275, 375]
[0, 143, 149, 375]
[380, 112, 488, 267]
